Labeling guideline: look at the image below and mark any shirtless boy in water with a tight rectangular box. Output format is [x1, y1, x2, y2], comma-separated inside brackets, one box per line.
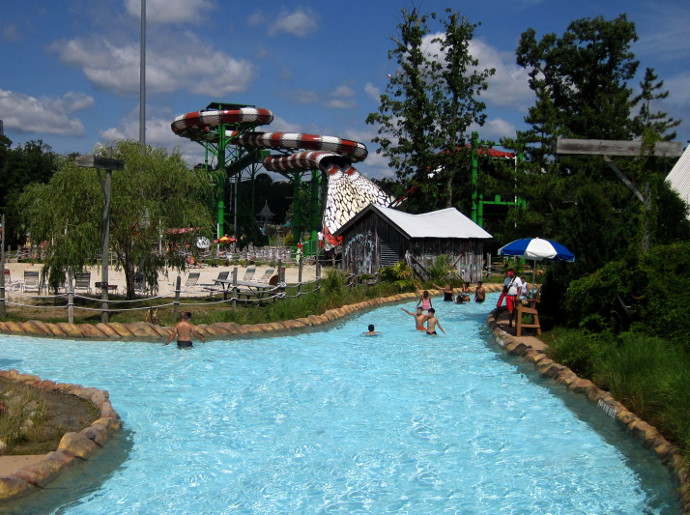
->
[425, 308, 446, 336]
[401, 307, 428, 331]
[164, 312, 206, 348]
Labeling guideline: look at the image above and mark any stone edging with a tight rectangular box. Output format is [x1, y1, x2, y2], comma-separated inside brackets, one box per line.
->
[487, 310, 690, 513]
[0, 291, 438, 341]
[0, 369, 121, 503]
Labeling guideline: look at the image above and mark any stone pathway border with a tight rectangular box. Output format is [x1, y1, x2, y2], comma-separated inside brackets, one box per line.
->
[0, 370, 121, 502]
[488, 310, 690, 513]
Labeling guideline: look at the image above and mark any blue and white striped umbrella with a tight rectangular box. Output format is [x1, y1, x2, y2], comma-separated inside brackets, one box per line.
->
[498, 237, 575, 262]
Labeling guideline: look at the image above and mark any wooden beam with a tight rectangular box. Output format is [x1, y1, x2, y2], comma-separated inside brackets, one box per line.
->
[556, 139, 683, 158]
[75, 155, 126, 170]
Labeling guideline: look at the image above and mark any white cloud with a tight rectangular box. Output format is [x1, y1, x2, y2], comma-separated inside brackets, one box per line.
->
[330, 84, 355, 98]
[49, 34, 255, 97]
[326, 99, 356, 110]
[364, 82, 380, 102]
[419, 33, 532, 110]
[469, 39, 532, 108]
[665, 73, 690, 106]
[267, 116, 303, 133]
[124, 0, 213, 25]
[0, 89, 92, 136]
[268, 9, 318, 37]
[469, 118, 517, 142]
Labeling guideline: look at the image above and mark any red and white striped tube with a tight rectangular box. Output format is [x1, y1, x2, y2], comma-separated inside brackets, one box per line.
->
[227, 131, 368, 162]
[171, 108, 275, 139]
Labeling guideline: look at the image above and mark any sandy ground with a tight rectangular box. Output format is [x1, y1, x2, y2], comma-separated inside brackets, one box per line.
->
[3, 261, 322, 296]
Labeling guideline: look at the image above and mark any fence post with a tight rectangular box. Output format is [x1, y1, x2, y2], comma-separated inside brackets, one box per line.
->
[315, 262, 321, 294]
[277, 259, 284, 299]
[67, 281, 74, 324]
[297, 256, 303, 297]
[0, 214, 5, 318]
[172, 275, 181, 322]
[232, 267, 238, 311]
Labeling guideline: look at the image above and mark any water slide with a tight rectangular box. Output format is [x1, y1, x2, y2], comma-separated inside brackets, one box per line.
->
[171, 107, 394, 246]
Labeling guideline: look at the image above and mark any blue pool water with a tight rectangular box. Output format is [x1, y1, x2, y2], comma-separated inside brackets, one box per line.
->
[0, 294, 681, 514]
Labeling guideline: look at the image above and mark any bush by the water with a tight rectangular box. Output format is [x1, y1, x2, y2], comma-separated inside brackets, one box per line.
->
[563, 242, 690, 349]
[551, 241, 690, 460]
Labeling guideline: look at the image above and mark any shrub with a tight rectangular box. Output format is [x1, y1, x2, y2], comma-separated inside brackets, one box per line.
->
[547, 328, 614, 379]
[379, 262, 416, 292]
[321, 268, 345, 294]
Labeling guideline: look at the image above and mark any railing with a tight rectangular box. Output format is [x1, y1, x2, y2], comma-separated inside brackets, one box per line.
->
[0, 258, 341, 324]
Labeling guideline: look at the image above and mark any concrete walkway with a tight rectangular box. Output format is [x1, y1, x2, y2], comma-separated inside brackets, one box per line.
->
[492, 306, 547, 352]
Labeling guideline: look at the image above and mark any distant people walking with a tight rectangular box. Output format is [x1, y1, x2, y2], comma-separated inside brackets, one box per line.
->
[164, 312, 206, 348]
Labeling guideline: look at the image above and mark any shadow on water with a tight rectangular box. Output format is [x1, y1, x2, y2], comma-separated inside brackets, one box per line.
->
[0, 359, 23, 368]
[484, 330, 682, 513]
[0, 429, 135, 515]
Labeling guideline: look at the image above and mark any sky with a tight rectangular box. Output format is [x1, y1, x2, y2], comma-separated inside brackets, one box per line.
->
[1, 0, 689, 179]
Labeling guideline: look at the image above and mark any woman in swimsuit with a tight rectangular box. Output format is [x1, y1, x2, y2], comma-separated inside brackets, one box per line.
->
[433, 283, 454, 302]
[416, 290, 432, 311]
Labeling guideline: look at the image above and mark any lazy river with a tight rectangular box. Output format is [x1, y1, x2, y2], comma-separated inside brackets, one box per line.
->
[0, 294, 681, 513]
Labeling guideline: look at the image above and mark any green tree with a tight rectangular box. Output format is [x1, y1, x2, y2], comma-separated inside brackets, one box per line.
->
[18, 141, 212, 298]
[509, 15, 642, 313]
[1, 139, 60, 246]
[631, 67, 681, 141]
[367, 8, 493, 213]
[366, 8, 437, 192]
[431, 10, 494, 209]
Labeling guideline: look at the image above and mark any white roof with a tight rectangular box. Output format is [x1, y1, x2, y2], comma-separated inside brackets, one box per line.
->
[666, 144, 690, 217]
[373, 205, 492, 239]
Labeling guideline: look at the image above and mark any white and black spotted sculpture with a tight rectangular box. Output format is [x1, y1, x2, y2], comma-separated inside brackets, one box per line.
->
[172, 107, 394, 246]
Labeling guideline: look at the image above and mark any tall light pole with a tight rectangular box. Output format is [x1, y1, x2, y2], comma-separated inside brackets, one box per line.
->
[139, 0, 146, 147]
[75, 152, 125, 323]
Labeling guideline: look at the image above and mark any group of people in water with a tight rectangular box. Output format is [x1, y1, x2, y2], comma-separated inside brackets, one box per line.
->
[166, 278, 503, 345]
[432, 281, 486, 304]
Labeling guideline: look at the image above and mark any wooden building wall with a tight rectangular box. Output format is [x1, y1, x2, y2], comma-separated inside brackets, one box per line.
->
[339, 211, 486, 280]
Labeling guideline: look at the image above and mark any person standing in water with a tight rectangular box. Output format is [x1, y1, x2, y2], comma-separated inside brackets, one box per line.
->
[425, 308, 446, 336]
[433, 282, 454, 302]
[164, 312, 206, 348]
[416, 290, 433, 311]
[474, 281, 486, 303]
[401, 307, 429, 331]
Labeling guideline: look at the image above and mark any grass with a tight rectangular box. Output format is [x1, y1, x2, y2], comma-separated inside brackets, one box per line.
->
[0, 377, 100, 455]
[546, 326, 690, 462]
[1, 280, 412, 328]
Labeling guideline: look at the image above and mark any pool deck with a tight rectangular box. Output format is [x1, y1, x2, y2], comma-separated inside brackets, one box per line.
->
[492, 306, 547, 351]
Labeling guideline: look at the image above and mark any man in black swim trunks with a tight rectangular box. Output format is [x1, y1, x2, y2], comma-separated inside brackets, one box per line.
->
[164, 311, 206, 348]
[425, 308, 446, 335]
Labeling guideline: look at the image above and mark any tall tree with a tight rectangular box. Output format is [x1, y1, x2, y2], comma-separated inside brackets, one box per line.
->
[509, 15, 686, 314]
[367, 8, 493, 213]
[631, 67, 681, 141]
[1, 139, 60, 246]
[515, 14, 639, 163]
[431, 9, 494, 208]
[18, 141, 212, 298]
